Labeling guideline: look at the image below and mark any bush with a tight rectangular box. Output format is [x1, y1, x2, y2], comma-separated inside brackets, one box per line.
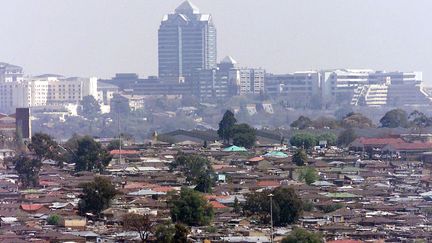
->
[47, 214, 61, 225]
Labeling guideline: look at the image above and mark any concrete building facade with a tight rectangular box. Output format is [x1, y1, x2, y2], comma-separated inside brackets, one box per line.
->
[158, 0, 217, 83]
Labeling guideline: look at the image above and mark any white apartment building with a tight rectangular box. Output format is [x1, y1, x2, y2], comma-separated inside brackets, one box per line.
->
[320, 69, 373, 104]
[229, 68, 265, 95]
[266, 71, 320, 98]
[320, 69, 430, 107]
[0, 73, 98, 114]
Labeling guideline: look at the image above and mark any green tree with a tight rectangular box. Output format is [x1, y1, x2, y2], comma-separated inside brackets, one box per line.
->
[47, 214, 62, 225]
[173, 224, 189, 243]
[281, 228, 323, 243]
[13, 154, 42, 188]
[28, 133, 61, 161]
[122, 213, 153, 242]
[111, 94, 130, 115]
[316, 133, 337, 146]
[292, 149, 308, 166]
[70, 136, 112, 172]
[168, 187, 214, 226]
[380, 109, 409, 128]
[217, 110, 237, 143]
[409, 110, 432, 129]
[317, 203, 343, 213]
[194, 173, 213, 193]
[298, 167, 318, 185]
[243, 187, 303, 226]
[341, 112, 374, 128]
[312, 116, 340, 129]
[337, 128, 357, 146]
[78, 176, 117, 216]
[172, 154, 214, 192]
[155, 222, 176, 243]
[106, 139, 122, 151]
[289, 133, 317, 149]
[79, 95, 101, 120]
[290, 116, 313, 129]
[232, 123, 256, 148]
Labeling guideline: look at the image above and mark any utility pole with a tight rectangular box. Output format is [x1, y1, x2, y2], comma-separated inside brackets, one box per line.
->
[268, 193, 274, 243]
[117, 110, 122, 164]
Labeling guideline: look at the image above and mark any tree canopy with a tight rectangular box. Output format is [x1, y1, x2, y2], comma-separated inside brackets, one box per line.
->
[28, 133, 61, 161]
[316, 132, 337, 146]
[232, 123, 256, 149]
[281, 228, 323, 243]
[111, 94, 131, 115]
[155, 223, 190, 243]
[13, 154, 42, 188]
[409, 110, 432, 128]
[172, 154, 214, 193]
[217, 110, 237, 143]
[68, 136, 112, 172]
[290, 116, 313, 129]
[289, 133, 317, 149]
[168, 187, 214, 226]
[292, 149, 308, 166]
[341, 112, 374, 128]
[243, 187, 303, 226]
[79, 95, 101, 120]
[78, 176, 117, 216]
[298, 167, 318, 185]
[337, 128, 357, 146]
[122, 213, 153, 242]
[380, 109, 409, 128]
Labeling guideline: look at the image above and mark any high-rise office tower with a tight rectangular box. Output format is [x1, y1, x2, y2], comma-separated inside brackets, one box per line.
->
[158, 1, 217, 83]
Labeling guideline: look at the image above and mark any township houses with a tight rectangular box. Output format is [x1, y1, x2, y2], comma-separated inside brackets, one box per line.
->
[2, 132, 432, 242]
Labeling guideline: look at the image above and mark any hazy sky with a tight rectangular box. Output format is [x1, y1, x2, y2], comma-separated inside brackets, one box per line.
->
[1, 0, 432, 82]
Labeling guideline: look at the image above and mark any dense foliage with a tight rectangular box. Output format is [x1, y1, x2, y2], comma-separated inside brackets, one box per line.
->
[337, 128, 357, 146]
[292, 149, 308, 166]
[290, 116, 313, 129]
[168, 187, 214, 226]
[380, 109, 409, 128]
[46, 214, 62, 225]
[342, 112, 374, 128]
[13, 154, 42, 188]
[172, 154, 214, 193]
[28, 133, 62, 162]
[289, 133, 317, 149]
[69, 136, 112, 172]
[218, 110, 237, 143]
[79, 95, 101, 120]
[78, 176, 117, 216]
[281, 228, 323, 243]
[298, 167, 318, 185]
[243, 187, 303, 226]
[232, 123, 256, 148]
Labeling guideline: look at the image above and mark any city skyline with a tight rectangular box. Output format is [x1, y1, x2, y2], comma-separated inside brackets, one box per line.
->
[1, 0, 432, 82]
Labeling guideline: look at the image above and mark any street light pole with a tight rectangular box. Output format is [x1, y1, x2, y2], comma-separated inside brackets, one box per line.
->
[268, 193, 274, 243]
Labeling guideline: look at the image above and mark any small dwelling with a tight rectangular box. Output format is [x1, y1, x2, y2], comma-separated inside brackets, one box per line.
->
[61, 216, 87, 229]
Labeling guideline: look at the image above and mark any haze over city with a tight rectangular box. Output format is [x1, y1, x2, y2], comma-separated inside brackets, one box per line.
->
[4, 1, 432, 242]
[1, 0, 432, 81]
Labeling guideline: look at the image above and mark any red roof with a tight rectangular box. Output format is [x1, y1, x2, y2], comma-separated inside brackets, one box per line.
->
[256, 180, 280, 188]
[110, 150, 140, 155]
[327, 240, 364, 243]
[209, 201, 228, 209]
[21, 204, 45, 212]
[249, 156, 265, 162]
[385, 142, 432, 151]
[354, 137, 404, 146]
